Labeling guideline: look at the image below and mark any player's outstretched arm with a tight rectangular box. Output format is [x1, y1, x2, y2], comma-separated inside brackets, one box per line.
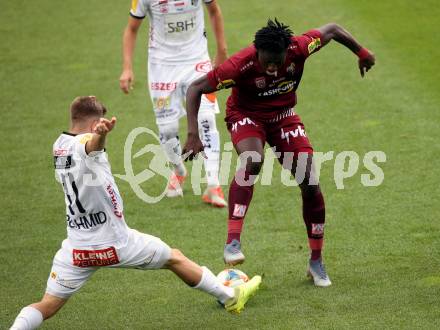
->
[120, 17, 143, 93]
[86, 117, 117, 154]
[183, 76, 217, 161]
[318, 23, 375, 77]
[205, 0, 228, 67]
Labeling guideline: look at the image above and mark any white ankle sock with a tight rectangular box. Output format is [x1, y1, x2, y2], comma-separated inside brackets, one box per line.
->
[10, 306, 43, 330]
[194, 266, 235, 304]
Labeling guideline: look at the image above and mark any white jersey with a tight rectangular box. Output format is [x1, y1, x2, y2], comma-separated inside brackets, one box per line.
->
[130, 0, 213, 64]
[53, 132, 129, 247]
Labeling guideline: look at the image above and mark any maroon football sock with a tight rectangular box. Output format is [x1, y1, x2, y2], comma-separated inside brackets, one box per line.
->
[226, 169, 255, 244]
[302, 189, 326, 260]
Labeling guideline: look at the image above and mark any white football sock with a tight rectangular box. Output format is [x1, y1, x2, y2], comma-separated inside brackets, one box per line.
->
[162, 137, 186, 176]
[10, 306, 43, 330]
[198, 112, 220, 187]
[194, 266, 235, 304]
[158, 122, 186, 176]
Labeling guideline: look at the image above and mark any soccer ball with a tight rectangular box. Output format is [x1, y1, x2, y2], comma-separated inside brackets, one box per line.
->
[217, 269, 249, 288]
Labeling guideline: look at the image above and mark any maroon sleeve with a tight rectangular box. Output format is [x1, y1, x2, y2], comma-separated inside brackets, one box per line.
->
[206, 57, 240, 90]
[295, 29, 324, 59]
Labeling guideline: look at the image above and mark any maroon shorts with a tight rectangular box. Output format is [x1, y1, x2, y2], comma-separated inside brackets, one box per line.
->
[226, 111, 313, 155]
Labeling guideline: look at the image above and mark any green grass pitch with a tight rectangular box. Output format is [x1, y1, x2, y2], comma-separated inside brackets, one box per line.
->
[1, 0, 439, 329]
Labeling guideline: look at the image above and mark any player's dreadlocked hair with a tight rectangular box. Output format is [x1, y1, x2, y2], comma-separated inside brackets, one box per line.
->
[254, 18, 293, 52]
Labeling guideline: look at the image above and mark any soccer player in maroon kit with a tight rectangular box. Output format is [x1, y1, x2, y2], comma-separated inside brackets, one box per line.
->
[183, 19, 375, 287]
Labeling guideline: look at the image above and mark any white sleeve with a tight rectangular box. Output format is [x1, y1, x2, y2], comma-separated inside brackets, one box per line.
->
[204, 0, 214, 4]
[74, 134, 103, 159]
[130, 0, 148, 19]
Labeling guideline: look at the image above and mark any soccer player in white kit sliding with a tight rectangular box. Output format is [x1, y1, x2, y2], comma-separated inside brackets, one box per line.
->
[10, 96, 261, 330]
[119, 0, 228, 207]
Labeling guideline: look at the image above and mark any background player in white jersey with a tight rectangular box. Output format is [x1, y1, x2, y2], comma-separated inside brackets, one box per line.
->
[10, 96, 261, 330]
[119, 0, 228, 207]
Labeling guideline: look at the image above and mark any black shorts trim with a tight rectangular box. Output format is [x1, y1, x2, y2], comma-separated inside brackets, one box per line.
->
[129, 12, 145, 20]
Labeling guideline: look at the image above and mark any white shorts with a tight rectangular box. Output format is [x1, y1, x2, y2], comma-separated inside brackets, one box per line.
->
[148, 58, 220, 124]
[46, 228, 171, 299]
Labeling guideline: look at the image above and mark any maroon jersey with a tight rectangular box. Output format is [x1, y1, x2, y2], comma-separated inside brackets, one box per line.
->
[206, 30, 324, 122]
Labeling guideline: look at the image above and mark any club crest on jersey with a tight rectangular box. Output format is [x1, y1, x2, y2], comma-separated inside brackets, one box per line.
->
[255, 77, 266, 89]
[159, 0, 168, 13]
[233, 204, 247, 218]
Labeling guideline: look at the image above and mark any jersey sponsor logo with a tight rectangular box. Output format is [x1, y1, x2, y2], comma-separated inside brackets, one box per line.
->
[233, 204, 247, 218]
[307, 38, 321, 54]
[54, 148, 68, 156]
[257, 80, 295, 97]
[167, 17, 195, 33]
[159, 0, 169, 13]
[54, 155, 73, 169]
[269, 77, 285, 86]
[66, 211, 107, 230]
[153, 96, 171, 110]
[216, 79, 235, 90]
[150, 82, 177, 91]
[73, 247, 120, 268]
[311, 223, 324, 236]
[255, 77, 266, 89]
[195, 60, 212, 73]
[106, 184, 123, 218]
[280, 126, 306, 144]
[51, 272, 78, 289]
[231, 117, 257, 132]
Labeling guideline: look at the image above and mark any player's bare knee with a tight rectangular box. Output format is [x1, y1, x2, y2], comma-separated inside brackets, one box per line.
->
[168, 248, 187, 265]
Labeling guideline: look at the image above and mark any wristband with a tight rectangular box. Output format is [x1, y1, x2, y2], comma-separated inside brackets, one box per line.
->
[357, 47, 370, 60]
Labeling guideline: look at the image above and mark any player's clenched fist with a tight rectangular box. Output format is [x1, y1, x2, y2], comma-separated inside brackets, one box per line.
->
[94, 117, 117, 136]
